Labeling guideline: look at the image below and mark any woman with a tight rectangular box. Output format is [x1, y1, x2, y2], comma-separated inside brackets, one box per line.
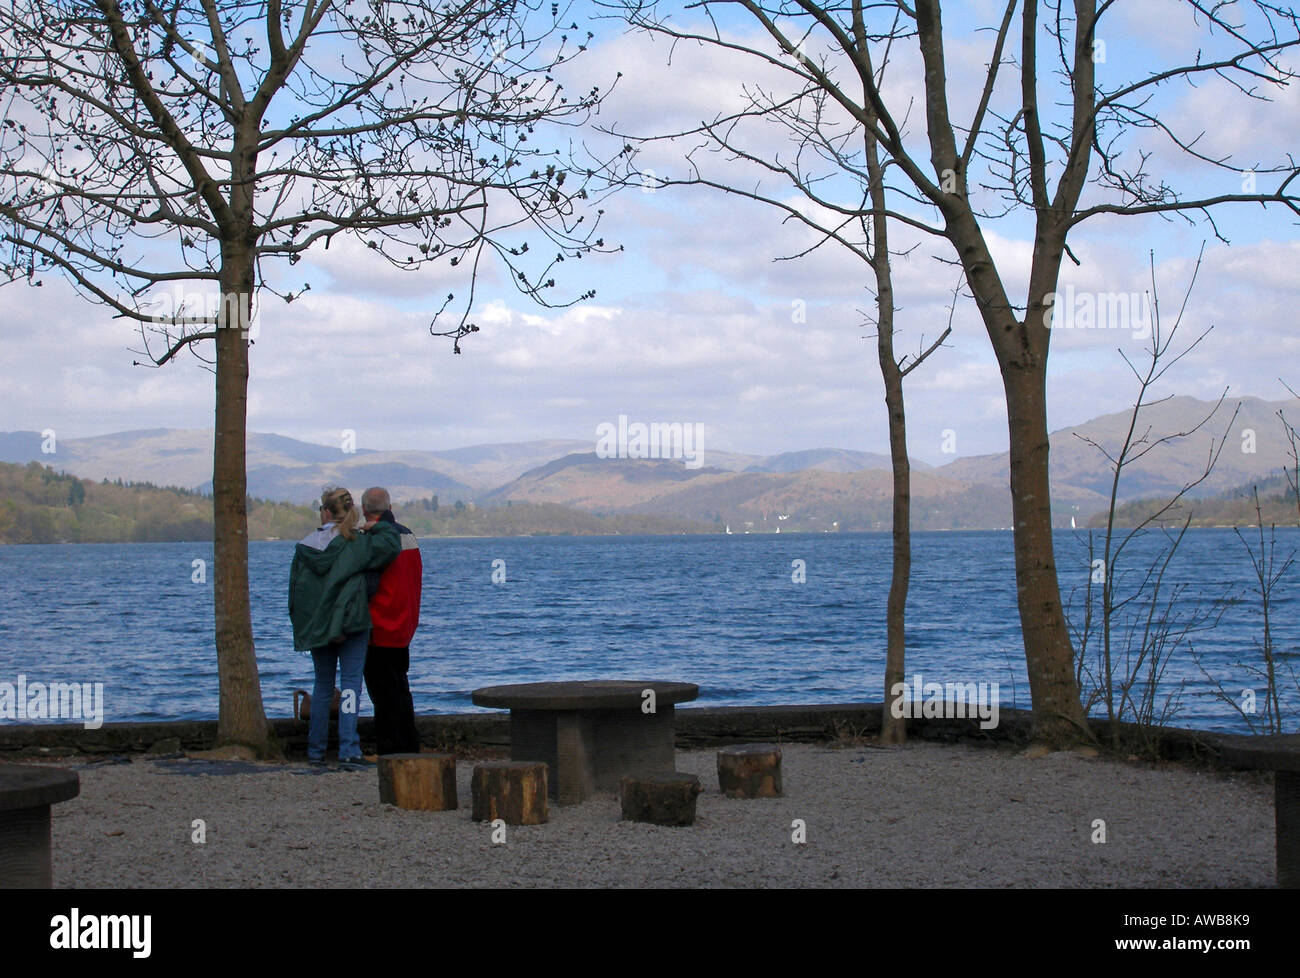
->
[289, 487, 400, 766]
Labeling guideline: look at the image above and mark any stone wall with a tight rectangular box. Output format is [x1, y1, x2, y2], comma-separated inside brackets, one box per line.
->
[0, 703, 1237, 768]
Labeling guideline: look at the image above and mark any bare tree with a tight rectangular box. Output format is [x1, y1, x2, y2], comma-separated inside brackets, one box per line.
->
[1234, 489, 1296, 732]
[607, 0, 1300, 747]
[1, 0, 612, 754]
[861, 82, 955, 744]
[600, 6, 950, 744]
[1066, 247, 1238, 750]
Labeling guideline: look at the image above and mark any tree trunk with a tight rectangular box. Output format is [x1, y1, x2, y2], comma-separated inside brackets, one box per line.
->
[1003, 365, 1089, 747]
[863, 123, 911, 747]
[935, 201, 1089, 750]
[213, 243, 273, 756]
[879, 370, 910, 745]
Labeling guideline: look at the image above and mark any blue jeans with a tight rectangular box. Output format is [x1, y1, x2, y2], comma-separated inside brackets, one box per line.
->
[308, 629, 369, 761]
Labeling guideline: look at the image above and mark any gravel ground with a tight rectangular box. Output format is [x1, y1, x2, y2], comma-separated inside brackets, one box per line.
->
[41, 742, 1276, 888]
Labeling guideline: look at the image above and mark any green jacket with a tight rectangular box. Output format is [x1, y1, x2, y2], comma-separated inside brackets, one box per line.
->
[288, 522, 400, 651]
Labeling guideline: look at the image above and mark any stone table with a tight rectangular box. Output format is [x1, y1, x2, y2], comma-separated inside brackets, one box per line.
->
[1220, 733, 1300, 888]
[471, 680, 699, 804]
[0, 764, 80, 888]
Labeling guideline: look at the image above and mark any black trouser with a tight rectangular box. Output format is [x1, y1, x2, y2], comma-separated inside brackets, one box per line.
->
[363, 645, 420, 755]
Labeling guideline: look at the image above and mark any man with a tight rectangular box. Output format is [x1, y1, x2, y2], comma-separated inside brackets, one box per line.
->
[360, 487, 423, 755]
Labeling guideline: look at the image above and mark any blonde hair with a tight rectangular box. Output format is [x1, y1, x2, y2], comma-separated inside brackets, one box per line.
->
[319, 487, 360, 540]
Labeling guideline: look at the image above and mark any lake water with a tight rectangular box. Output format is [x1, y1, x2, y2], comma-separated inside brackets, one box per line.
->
[1, 529, 1296, 733]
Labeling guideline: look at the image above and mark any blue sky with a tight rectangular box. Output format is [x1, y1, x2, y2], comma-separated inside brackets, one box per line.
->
[3, 0, 1298, 466]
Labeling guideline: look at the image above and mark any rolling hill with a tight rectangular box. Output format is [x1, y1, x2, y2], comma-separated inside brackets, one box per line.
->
[935, 395, 1299, 502]
[3, 394, 1295, 530]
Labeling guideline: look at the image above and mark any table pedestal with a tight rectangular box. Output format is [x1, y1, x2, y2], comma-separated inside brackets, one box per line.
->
[1220, 734, 1300, 889]
[511, 706, 677, 805]
[1278, 771, 1298, 889]
[0, 765, 80, 889]
[0, 804, 54, 887]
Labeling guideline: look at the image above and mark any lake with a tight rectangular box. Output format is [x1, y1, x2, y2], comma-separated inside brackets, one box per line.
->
[1, 529, 1296, 733]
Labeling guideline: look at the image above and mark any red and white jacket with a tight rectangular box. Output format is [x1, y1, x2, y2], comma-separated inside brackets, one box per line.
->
[365, 513, 422, 647]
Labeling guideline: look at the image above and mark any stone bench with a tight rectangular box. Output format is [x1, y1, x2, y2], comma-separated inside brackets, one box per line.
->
[0, 764, 81, 888]
[1220, 733, 1300, 888]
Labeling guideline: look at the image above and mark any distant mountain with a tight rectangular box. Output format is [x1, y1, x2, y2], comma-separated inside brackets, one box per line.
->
[194, 460, 477, 507]
[0, 430, 49, 463]
[479, 453, 735, 511]
[238, 431, 352, 465]
[467, 395, 1296, 529]
[687, 449, 764, 472]
[481, 452, 1104, 530]
[0, 429, 529, 505]
[743, 447, 926, 474]
[3, 394, 1293, 529]
[424, 438, 592, 487]
[4, 428, 220, 489]
[935, 395, 1299, 505]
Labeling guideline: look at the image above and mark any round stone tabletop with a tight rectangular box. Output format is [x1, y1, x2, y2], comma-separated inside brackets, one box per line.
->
[472, 679, 699, 711]
[0, 764, 81, 811]
[1220, 733, 1300, 772]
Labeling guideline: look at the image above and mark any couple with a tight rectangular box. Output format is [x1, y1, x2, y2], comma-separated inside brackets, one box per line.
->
[288, 486, 423, 766]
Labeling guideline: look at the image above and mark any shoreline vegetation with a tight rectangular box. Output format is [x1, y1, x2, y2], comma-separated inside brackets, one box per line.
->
[1, 459, 1296, 545]
[0, 460, 717, 543]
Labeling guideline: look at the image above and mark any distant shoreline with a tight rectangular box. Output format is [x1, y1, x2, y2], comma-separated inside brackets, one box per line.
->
[5, 524, 1297, 547]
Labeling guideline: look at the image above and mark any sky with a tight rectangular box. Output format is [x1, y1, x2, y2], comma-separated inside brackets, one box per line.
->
[2, 0, 1298, 467]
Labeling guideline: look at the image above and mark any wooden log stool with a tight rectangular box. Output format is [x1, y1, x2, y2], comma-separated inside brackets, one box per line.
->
[717, 744, 783, 798]
[471, 761, 548, 825]
[620, 771, 702, 826]
[377, 754, 457, 811]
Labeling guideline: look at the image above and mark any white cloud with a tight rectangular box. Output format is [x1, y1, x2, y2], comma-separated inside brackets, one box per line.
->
[3, 14, 1297, 477]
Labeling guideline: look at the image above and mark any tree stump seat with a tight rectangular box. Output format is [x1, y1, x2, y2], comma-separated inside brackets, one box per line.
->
[378, 753, 457, 811]
[717, 743, 783, 798]
[1220, 734, 1300, 888]
[0, 764, 80, 889]
[620, 771, 702, 826]
[471, 761, 548, 825]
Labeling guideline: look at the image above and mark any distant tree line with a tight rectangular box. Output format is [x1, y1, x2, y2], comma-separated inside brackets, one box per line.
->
[0, 461, 310, 544]
[1098, 474, 1300, 530]
[0, 462, 719, 543]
